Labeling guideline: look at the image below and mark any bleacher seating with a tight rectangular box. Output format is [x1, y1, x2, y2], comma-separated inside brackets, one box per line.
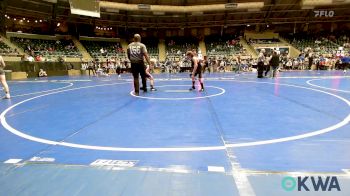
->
[335, 35, 350, 51]
[284, 34, 339, 54]
[166, 37, 198, 59]
[205, 35, 243, 57]
[247, 38, 280, 44]
[80, 40, 125, 59]
[142, 38, 159, 59]
[0, 41, 19, 56]
[11, 37, 81, 59]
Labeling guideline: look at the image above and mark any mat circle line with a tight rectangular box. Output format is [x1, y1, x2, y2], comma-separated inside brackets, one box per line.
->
[8, 81, 74, 98]
[130, 85, 225, 100]
[0, 79, 349, 151]
[306, 78, 350, 93]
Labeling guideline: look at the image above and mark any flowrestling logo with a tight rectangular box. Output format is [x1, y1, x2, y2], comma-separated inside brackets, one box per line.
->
[314, 10, 335, 17]
[281, 176, 341, 192]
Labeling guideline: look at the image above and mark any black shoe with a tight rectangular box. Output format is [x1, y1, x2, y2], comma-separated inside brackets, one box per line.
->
[140, 87, 147, 92]
[189, 86, 195, 91]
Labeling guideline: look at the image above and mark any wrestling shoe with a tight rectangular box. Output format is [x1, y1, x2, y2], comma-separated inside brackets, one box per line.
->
[3, 93, 10, 99]
[140, 87, 148, 92]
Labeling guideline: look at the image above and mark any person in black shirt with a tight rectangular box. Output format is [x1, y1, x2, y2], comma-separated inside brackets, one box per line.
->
[203, 56, 210, 74]
[308, 54, 314, 70]
[270, 51, 280, 78]
[187, 51, 204, 91]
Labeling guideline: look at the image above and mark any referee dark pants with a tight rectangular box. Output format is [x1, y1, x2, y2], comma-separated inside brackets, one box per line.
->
[131, 62, 147, 95]
[257, 62, 264, 78]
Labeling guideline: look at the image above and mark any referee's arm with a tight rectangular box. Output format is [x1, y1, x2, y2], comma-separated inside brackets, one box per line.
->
[127, 47, 131, 61]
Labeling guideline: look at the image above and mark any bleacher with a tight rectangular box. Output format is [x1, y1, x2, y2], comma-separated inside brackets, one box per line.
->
[11, 37, 81, 59]
[335, 35, 350, 51]
[80, 40, 125, 59]
[284, 34, 339, 54]
[205, 35, 243, 57]
[142, 38, 159, 60]
[0, 41, 19, 56]
[166, 37, 199, 59]
[247, 38, 281, 44]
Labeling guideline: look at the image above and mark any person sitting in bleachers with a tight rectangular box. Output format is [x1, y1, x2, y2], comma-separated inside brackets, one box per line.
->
[27, 55, 35, 62]
[38, 69, 47, 77]
[293, 58, 299, 69]
[35, 55, 43, 62]
[12, 37, 82, 59]
[286, 59, 293, 70]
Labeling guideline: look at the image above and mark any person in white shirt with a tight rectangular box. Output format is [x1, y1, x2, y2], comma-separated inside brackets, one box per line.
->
[218, 60, 226, 72]
[293, 59, 299, 69]
[257, 50, 266, 78]
[38, 69, 47, 77]
[264, 54, 272, 76]
[286, 59, 293, 70]
[27, 55, 34, 62]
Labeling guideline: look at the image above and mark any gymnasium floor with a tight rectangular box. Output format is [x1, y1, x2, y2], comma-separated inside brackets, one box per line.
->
[0, 70, 350, 195]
